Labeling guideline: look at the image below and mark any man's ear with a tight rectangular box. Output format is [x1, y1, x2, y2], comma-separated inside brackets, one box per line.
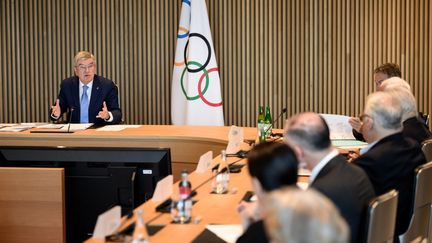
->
[362, 116, 374, 131]
[292, 145, 304, 160]
[252, 177, 263, 193]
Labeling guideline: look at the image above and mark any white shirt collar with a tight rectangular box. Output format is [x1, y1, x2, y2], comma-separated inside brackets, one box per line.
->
[79, 80, 93, 89]
[309, 149, 339, 184]
[359, 140, 378, 155]
[79, 80, 93, 100]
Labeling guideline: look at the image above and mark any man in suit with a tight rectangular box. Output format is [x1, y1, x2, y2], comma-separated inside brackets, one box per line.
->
[349, 63, 402, 140]
[51, 51, 122, 125]
[236, 142, 299, 243]
[381, 78, 432, 144]
[284, 112, 375, 243]
[353, 91, 426, 239]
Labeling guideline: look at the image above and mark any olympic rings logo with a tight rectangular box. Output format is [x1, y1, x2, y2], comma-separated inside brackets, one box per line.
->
[176, 31, 223, 107]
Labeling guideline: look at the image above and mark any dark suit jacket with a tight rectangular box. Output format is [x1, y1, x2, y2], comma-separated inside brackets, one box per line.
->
[311, 155, 375, 243]
[236, 220, 268, 243]
[353, 132, 426, 237]
[403, 116, 432, 144]
[54, 75, 122, 125]
[353, 116, 432, 144]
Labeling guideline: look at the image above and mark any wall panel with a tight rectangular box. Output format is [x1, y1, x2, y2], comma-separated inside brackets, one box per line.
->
[0, 0, 431, 129]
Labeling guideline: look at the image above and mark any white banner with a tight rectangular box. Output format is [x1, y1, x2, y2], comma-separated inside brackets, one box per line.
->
[171, 0, 224, 126]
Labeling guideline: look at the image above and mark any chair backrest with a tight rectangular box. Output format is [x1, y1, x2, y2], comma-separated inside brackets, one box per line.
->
[413, 162, 432, 209]
[422, 139, 432, 163]
[419, 112, 430, 127]
[399, 161, 432, 243]
[365, 189, 398, 243]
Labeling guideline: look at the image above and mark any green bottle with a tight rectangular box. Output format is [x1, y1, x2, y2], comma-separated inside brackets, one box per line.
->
[257, 106, 265, 142]
[264, 106, 272, 137]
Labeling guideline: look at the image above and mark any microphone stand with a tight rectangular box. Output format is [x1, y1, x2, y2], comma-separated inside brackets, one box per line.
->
[263, 108, 288, 136]
[67, 107, 74, 133]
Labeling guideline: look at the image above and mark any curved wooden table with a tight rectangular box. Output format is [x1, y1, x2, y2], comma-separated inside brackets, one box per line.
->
[0, 125, 260, 178]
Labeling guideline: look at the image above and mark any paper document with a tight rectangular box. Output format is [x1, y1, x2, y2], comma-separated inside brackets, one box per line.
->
[21, 122, 49, 127]
[36, 124, 65, 129]
[96, 125, 141, 131]
[60, 123, 93, 131]
[0, 123, 18, 127]
[0, 125, 34, 132]
[320, 114, 356, 139]
[206, 224, 243, 243]
[332, 139, 367, 148]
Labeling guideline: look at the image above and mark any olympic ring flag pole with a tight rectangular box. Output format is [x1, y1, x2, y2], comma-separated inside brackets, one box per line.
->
[171, 0, 224, 126]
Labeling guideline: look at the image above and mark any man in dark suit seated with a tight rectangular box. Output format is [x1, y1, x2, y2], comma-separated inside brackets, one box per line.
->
[382, 78, 432, 144]
[284, 112, 375, 243]
[352, 91, 426, 240]
[351, 76, 431, 145]
[236, 142, 299, 243]
[349, 63, 402, 141]
[50, 51, 122, 125]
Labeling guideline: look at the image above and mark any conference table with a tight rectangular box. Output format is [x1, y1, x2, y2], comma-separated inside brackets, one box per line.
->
[0, 125, 258, 179]
[0, 124, 356, 243]
[84, 152, 310, 243]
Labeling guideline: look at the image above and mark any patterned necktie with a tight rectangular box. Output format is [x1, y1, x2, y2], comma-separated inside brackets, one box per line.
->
[80, 85, 89, 123]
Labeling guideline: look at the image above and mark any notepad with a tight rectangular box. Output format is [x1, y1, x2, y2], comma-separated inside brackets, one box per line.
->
[332, 139, 367, 147]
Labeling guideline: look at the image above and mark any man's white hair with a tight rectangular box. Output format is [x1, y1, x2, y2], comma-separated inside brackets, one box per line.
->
[381, 77, 417, 119]
[387, 89, 418, 119]
[364, 91, 403, 130]
[381, 77, 411, 92]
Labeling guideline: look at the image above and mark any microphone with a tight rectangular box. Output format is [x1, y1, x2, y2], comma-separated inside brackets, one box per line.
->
[226, 150, 249, 158]
[264, 107, 288, 136]
[30, 107, 75, 133]
[67, 107, 75, 133]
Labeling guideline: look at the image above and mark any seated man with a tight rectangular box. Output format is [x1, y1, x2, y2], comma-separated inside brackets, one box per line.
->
[351, 76, 431, 145]
[382, 79, 432, 144]
[264, 187, 349, 243]
[51, 51, 122, 125]
[352, 91, 426, 239]
[349, 63, 402, 140]
[236, 142, 299, 243]
[284, 112, 375, 243]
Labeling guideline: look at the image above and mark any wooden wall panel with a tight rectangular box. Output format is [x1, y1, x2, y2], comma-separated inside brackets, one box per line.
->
[0, 0, 431, 129]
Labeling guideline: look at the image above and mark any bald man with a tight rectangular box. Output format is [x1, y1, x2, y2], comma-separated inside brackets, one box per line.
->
[284, 112, 375, 243]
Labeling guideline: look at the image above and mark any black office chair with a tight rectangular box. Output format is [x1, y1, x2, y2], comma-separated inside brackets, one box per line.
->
[365, 189, 399, 243]
[114, 82, 125, 124]
[399, 161, 432, 243]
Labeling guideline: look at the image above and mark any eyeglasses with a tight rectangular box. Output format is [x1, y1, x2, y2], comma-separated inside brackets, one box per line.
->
[375, 79, 385, 86]
[76, 63, 95, 72]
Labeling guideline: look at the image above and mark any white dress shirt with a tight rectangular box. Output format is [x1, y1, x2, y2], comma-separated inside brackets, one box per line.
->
[79, 80, 113, 122]
[309, 149, 339, 184]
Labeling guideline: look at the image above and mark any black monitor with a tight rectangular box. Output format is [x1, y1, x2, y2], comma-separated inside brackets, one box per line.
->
[0, 146, 172, 243]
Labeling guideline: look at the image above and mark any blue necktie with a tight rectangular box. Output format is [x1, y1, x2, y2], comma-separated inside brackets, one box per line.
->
[80, 85, 89, 123]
